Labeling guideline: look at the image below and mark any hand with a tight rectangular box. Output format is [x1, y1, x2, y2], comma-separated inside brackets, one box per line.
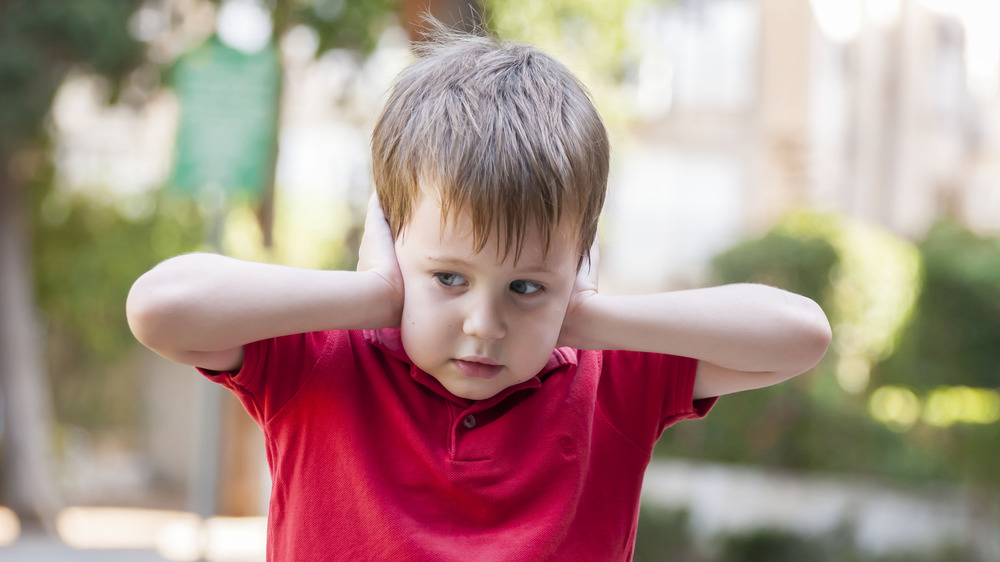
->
[557, 236, 600, 348]
[357, 194, 404, 326]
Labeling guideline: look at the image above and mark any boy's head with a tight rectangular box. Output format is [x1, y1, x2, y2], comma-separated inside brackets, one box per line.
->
[371, 23, 609, 400]
[372, 22, 609, 265]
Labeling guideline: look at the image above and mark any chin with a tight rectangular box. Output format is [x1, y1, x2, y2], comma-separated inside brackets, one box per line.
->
[444, 381, 503, 401]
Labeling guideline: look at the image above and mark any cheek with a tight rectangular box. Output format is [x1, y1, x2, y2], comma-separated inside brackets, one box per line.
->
[396, 261, 432, 322]
[400, 288, 429, 331]
[400, 284, 457, 335]
[545, 287, 575, 323]
[518, 303, 567, 346]
[534, 293, 574, 342]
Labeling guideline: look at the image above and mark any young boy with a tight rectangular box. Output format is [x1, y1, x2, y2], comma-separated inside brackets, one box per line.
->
[127, 26, 830, 561]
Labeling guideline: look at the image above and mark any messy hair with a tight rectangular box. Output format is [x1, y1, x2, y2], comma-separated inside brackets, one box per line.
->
[371, 21, 609, 265]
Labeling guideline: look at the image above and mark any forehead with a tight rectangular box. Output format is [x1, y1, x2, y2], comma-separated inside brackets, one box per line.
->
[402, 190, 578, 270]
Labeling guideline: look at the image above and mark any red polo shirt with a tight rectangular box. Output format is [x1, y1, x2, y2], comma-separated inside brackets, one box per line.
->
[201, 329, 715, 561]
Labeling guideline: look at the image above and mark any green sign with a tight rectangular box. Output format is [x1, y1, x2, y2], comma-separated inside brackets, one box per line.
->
[169, 37, 280, 199]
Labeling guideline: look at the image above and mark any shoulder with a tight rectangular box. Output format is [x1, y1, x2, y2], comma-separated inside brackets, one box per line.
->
[599, 348, 697, 377]
[556, 348, 697, 383]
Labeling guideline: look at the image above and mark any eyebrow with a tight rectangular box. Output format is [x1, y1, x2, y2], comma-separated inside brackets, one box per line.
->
[425, 255, 557, 276]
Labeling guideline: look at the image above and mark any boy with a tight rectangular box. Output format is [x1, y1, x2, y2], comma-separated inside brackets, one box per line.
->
[127, 26, 830, 561]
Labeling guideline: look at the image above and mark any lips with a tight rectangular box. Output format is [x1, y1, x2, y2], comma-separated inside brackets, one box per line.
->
[453, 358, 504, 379]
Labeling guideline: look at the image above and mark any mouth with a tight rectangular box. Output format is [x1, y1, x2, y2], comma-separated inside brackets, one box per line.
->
[453, 357, 504, 379]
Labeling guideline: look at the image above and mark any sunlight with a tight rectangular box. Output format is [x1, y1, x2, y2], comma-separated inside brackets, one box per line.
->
[217, 0, 272, 54]
[923, 386, 1000, 427]
[869, 385, 1000, 431]
[810, 0, 862, 43]
[223, 205, 268, 262]
[868, 385, 920, 431]
[154, 516, 203, 561]
[0, 506, 20, 546]
[779, 211, 922, 396]
[918, 0, 1000, 98]
[835, 355, 871, 394]
[866, 0, 902, 28]
[57, 507, 199, 549]
[155, 516, 267, 562]
[205, 517, 268, 561]
[960, 2, 1000, 98]
[52, 506, 265, 561]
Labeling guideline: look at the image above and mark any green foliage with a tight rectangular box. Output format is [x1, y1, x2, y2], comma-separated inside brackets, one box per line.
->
[633, 510, 979, 562]
[657, 378, 946, 481]
[484, 0, 649, 126]
[714, 526, 976, 562]
[711, 230, 839, 312]
[200, 0, 397, 56]
[716, 529, 828, 562]
[634, 505, 697, 562]
[286, 0, 398, 55]
[661, 224, 846, 471]
[865, 221, 1000, 487]
[657, 213, 1000, 490]
[487, 0, 638, 67]
[0, 0, 144, 154]
[873, 221, 1000, 389]
[7, 0, 405, 434]
[31, 163, 204, 429]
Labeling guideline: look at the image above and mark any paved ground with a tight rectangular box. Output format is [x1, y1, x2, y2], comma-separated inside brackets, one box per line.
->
[0, 535, 171, 562]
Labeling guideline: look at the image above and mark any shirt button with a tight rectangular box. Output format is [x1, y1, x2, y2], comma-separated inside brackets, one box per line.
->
[462, 415, 476, 429]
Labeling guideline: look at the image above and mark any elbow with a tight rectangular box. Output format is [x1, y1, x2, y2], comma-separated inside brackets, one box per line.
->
[789, 295, 833, 376]
[126, 269, 179, 353]
[126, 271, 164, 350]
[126, 254, 211, 352]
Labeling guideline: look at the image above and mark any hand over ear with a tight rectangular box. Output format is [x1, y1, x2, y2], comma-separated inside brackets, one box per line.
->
[357, 194, 404, 321]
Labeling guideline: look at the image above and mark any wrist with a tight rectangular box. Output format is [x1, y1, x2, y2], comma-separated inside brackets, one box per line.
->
[558, 291, 601, 349]
[365, 270, 404, 329]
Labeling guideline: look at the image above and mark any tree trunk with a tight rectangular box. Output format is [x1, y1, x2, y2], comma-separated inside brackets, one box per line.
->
[0, 157, 62, 532]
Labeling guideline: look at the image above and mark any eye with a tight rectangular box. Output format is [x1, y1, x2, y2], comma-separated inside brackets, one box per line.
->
[510, 280, 543, 295]
[434, 272, 467, 287]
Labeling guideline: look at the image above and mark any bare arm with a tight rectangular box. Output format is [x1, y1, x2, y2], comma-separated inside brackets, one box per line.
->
[126, 196, 403, 372]
[558, 247, 831, 399]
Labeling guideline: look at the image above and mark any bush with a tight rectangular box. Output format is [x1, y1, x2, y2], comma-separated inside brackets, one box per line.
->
[656, 214, 1000, 490]
[634, 505, 698, 562]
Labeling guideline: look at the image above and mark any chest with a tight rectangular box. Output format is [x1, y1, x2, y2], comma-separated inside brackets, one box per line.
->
[261, 355, 653, 557]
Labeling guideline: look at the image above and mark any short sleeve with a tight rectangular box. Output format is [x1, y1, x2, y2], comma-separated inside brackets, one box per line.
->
[197, 331, 334, 425]
[597, 350, 717, 452]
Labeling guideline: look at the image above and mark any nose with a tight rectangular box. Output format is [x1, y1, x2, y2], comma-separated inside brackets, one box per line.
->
[462, 295, 506, 341]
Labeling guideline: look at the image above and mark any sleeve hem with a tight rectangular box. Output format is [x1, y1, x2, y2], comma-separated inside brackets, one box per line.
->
[195, 340, 263, 393]
[659, 358, 717, 433]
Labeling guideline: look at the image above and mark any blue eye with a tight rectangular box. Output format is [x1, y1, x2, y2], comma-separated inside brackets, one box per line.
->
[434, 272, 467, 287]
[510, 280, 543, 295]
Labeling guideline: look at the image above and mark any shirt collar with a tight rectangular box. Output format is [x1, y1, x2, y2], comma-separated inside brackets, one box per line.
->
[362, 328, 577, 408]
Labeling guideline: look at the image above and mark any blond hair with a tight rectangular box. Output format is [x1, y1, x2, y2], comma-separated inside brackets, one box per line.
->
[371, 22, 609, 264]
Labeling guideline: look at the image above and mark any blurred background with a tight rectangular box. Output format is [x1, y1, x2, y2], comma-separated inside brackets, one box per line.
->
[0, 0, 998, 560]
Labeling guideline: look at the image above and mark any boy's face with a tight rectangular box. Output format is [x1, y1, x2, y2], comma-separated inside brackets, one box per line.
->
[394, 190, 580, 401]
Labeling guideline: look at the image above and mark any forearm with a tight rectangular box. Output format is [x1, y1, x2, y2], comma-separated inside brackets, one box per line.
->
[126, 253, 400, 357]
[565, 283, 831, 377]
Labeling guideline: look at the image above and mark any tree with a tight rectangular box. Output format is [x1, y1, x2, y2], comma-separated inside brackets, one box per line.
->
[0, 0, 145, 530]
[873, 221, 1000, 390]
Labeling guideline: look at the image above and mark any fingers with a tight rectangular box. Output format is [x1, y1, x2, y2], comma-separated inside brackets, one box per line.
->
[362, 194, 395, 245]
[358, 193, 397, 273]
[364, 193, 389, 231]
[368, 192, 384, 217]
